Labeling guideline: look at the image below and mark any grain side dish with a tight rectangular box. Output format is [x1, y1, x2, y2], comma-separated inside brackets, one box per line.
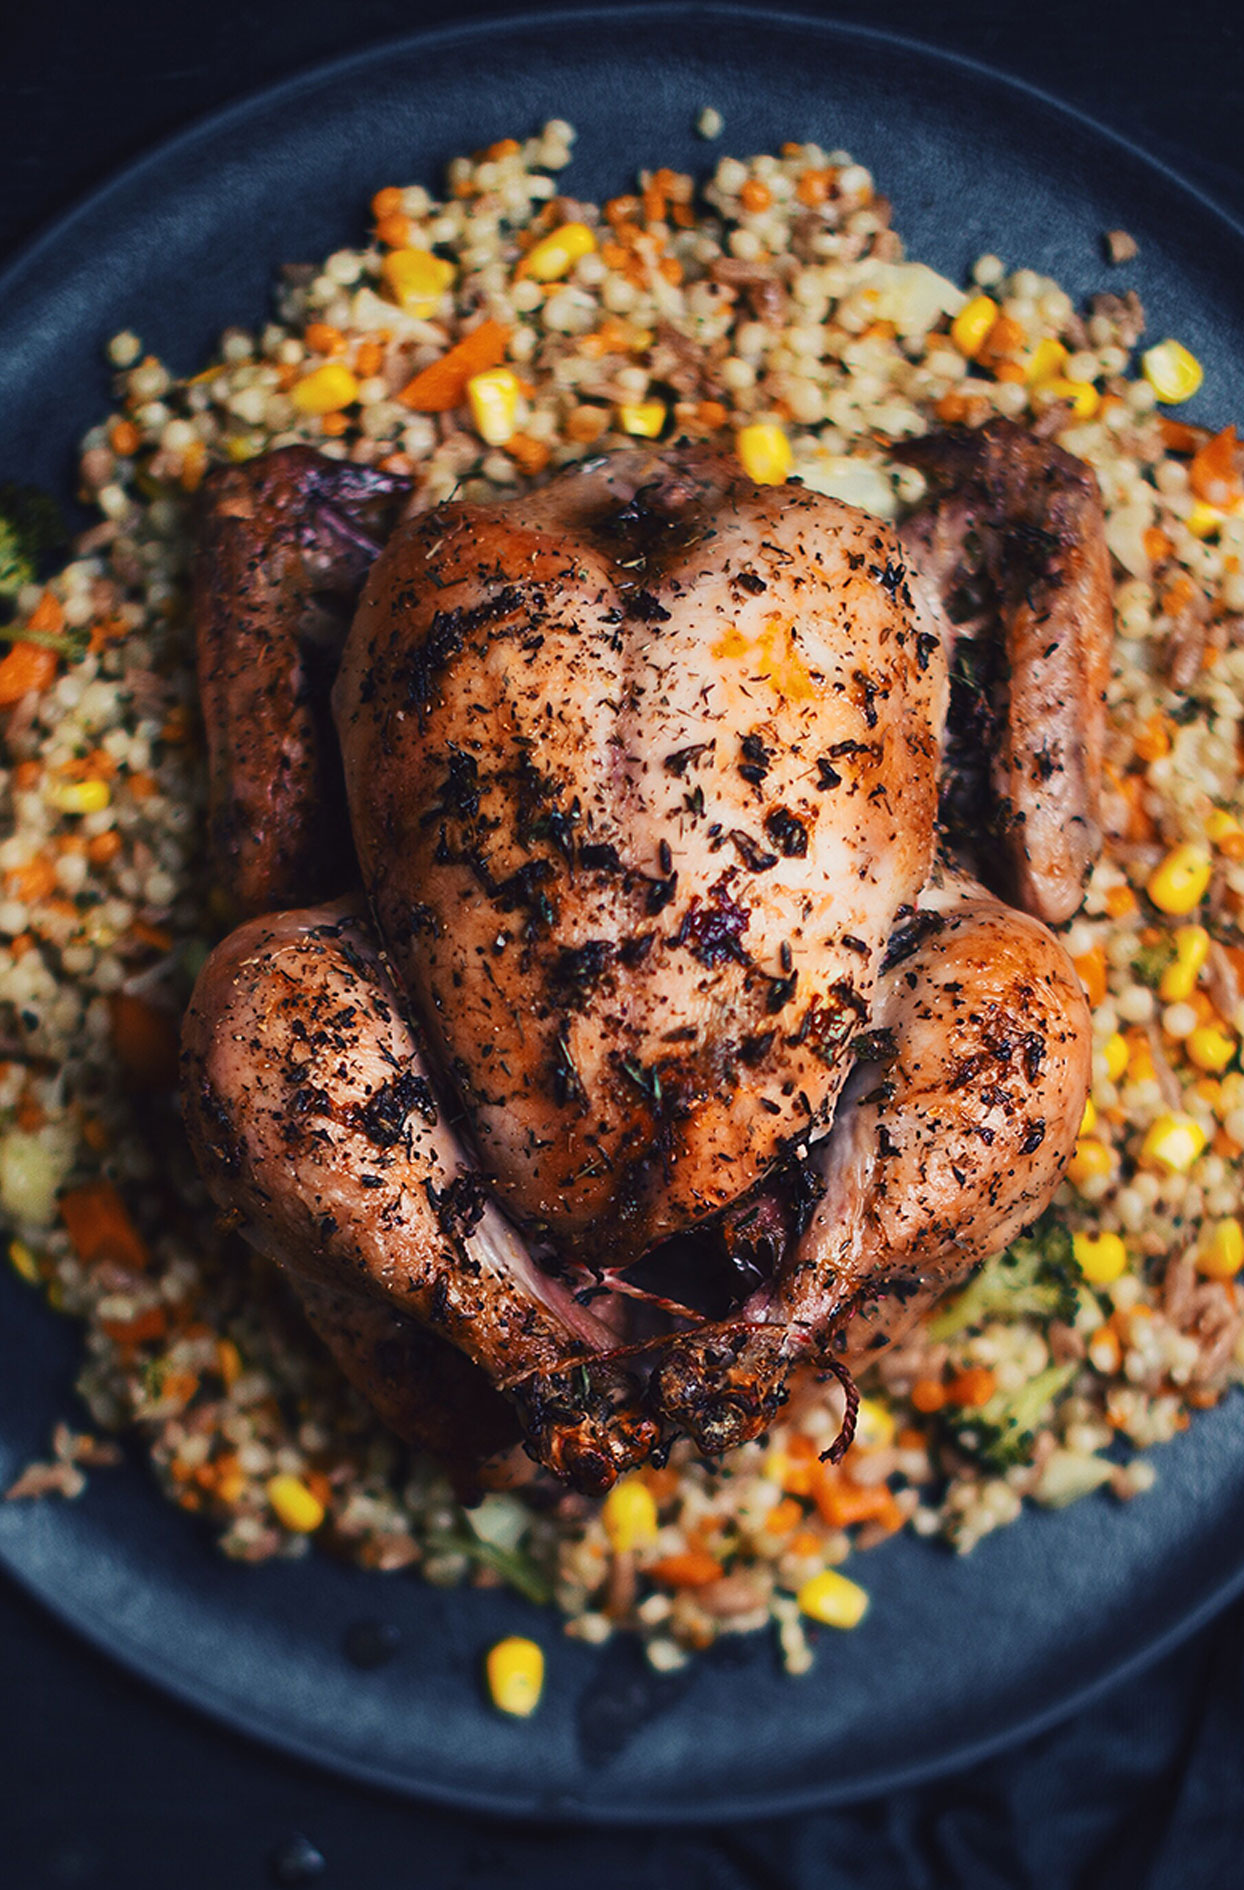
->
[2, 122, 1243, 1686]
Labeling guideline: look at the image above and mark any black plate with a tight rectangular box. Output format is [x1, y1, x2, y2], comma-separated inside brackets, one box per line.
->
[2, 3, 1244, 1825]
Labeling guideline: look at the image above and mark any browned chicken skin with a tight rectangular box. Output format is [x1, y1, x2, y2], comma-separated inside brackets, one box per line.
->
[183, 437, 1105, 1491]
[896, 417, 1113, 925]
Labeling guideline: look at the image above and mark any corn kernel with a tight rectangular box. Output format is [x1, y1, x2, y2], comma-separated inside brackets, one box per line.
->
[797, 1568, 870, 1628]
[1080, 1096, 1098, 1136]
[950, 294, 998, 358]
[1066, 1137, 1114, 1187]
[8, 1239, 38, 1285]
[1159, 924, 1211, 1001]
[1026, 336, 1068, 384]
[1147, 844, 1212, 916]
[618, 400, 666, 438]
[854, 1396, 896, 1450]
[381, 246, 456, 316]
[1198, 1217, 1244, 1280]
[1139, 1112, 1207, 1173]
[266, 1473, 325, 1533]
[1104, 1032, 1129, 1082]
[290, 363, 359, 415]
[1187, 1023, 1236, 1073]
[466, 367, 520, 445]
[1207, 809, 1244, 848]
[1041, 377, 1100, 419]
[47, 778, 111, 815]
[737, 423, 792, 485]
[485, 1635, 545, 1716]
[1187, 500, 1223, 539]
[1142, 339, 1204, 404]
[1073, 1229, 1128, 1285]
[602, 1474, 658, 1551]
[522, 221, 597, 282]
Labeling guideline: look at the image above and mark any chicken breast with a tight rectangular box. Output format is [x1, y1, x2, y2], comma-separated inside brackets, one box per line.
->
[334, 446, 948, 1265]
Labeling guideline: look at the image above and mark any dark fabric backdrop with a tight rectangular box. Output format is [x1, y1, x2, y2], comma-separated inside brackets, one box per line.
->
[2, 4, 1242, 1886]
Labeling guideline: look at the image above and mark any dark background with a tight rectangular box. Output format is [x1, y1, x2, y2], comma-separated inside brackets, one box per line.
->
[3, 3, 1244, 1885]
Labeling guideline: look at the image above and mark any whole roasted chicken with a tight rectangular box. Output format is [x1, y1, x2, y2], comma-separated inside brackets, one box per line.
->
[182, 430, 1109, 1493]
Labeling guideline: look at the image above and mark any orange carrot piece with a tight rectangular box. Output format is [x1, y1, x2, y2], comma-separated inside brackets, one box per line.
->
[101, 1305, 168, 1347]
[1073, 945, 1109, 1008]
[59, 1180, 149, 1272]
[764, 1496, 804, 1535]
[946, 1365, 998, 1408]
[397, 320, 511, 411]
[647, 1549, 725, 1588]
[0, 642, 58, 707]
[909, 1377, 946, 1414]
[1190, 426, 1242, 508]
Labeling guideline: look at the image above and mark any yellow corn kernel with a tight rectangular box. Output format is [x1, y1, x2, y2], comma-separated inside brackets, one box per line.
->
[950, 294, 998, 358]
[1187, 500, 1223, 539]
[1041, 377, 1100, 419]
[1139, 1112, 1208, 1173]
[486, 1635, 544, 1716]
[47, 778, 111, 815]
[522, 221, 597, 282]
[1066, 1137, 1115, 1187]
[225, 435, 259, 462]
[1187, 1022, 1236, 1073]
[602, 1474, 658, 1551]
[266, 1473, 325, 1534]
[797, 1568, 870, 1629]
[737, 423, 792, 485]
[1207, 809, 1244, 848]
[1142, 339, 1204, 404]
[618, 400, 666, 438]
[216, 1338, 242, 1389]
[1026, 336, 1068, 384]
[466, 367, 521, 445]
[1147, 844, 1212, 916]
[1073, 1229, 1128, 1285]
[1103, 1032, 1130, 1082]
[1079, 1096, 1098, 1137]
[1198, 1217, 1244, 1280]
[1159, 924, 1211, 1002]
[381, 246, 455, 316]
[854, 1396, 896, 1450]
[290, 362, 359, 415]
[8, 1239, 38, 1285]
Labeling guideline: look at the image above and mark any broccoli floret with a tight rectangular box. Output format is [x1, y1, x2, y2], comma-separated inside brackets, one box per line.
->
[927, 1215, 1081, 1341]
[950, 1361, 1081, 1471]
[1133, 935, 1177, 989]
[0, 484, 68, 601]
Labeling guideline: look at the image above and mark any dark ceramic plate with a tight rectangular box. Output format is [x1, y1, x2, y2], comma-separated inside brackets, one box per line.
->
[2, 3, 1243, 1825]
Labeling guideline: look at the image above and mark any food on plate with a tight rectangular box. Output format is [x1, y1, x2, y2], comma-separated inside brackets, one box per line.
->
[2, 124, 1243, 1675]
[182, 436, 1095, 1492]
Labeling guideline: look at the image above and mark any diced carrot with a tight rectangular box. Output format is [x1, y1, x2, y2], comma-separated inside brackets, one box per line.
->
[0, 642, 58, 707]
[786, 1432, 818, 1460]
[109, 992, 181, 1090]
[600, 240, 631, 271]
[179, 440, 208, 493]
[909, 1377, 946, 1414]
[371, 186, 404, 221]
[740, 178, 772, 214]
[109, 418, 141, 456]
[157, 1371, 199, 1408]
[566, 405, 609, 445]
[658, 256, 683, 286]
[397, 320, 511, 411]
[896, 1428, 928, 1453]
[1134, 712, 1172, 762]
[126, 770, 159, 801]
[647, 1549, 725, 1588]
[796, 168, 833, 207]
[320, 412, 349, 437]
[697, 400, 728, 430]
[1073, 945, 1108, 1008]
[1161, 573, 1197, 617]
[1104, 883, 1139, 919]
[946, 1365, 997, 1408]
[483, 138, 521, 161]
[15, 1097, 45, 1132]
[127, 918, 174, 953]
[764, 1495, 803, 1535]
[640, 1463, 681, 1504]
[605, 195, 641, 228]
[101, 1305, 168, 1347]
[12, 759, 41, 788]
[505, 433, 551, 476]
[993, 360, 1028, 383]
[88, 614, 131, 654]
[375, 212, 412, 249]
[59, 1179, 149, 1272]
[9, 855, 57, 901]
[8, 933, 33, 958]
[1142, 525, 1173, 564]
[305, 322, 346, 355]
[27, 591, 64, 638]
[354, 338, 385, 379]
[1158, 416, 1209, 456]
[1190, 426, 1242, 508]
[811, 1465, 901, 1528]
[86, 831, 122, 867]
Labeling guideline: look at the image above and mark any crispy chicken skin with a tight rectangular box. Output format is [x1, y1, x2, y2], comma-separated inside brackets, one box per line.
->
[334, 447, 946, 1262]
[896, 417, 1112, 925]
[184, 439, 1101, 1491]
[193, 447, 411, 915]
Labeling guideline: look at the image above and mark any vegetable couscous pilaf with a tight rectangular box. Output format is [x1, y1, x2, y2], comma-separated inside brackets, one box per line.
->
[2, 122, 1242, 1679]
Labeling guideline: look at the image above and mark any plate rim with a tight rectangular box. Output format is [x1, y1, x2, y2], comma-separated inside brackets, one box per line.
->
[2, 0, 1244, 1824]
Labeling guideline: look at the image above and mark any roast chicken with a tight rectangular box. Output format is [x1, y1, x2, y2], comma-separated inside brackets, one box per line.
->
[181, 434, 1108, 1493]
